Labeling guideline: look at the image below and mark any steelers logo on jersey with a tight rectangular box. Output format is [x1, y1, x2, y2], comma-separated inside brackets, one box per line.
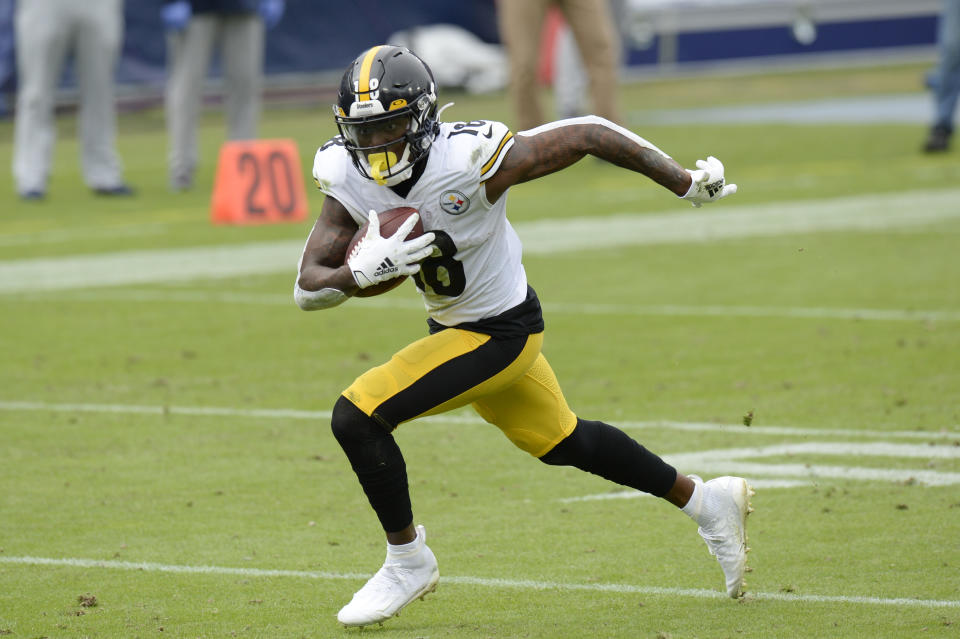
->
[440, 190, 470, 215]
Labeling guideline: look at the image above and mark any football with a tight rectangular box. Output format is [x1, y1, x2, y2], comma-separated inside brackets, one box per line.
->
[346, 206, 425, 297]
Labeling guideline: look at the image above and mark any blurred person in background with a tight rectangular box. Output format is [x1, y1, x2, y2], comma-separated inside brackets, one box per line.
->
[387, 24, 509, 95]
[0, 0, 13, 117]
[497, 0, 622, 130]
[161, 0, 285, 191]
[923, 0, 960, 152]
[553, 0, 627, 120]
[12, 0, 133, 200]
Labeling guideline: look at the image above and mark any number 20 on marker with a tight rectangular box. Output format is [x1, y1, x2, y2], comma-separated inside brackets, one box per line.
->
[211, 139, 309, 225]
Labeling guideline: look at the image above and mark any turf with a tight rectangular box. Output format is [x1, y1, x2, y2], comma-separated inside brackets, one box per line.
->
[1, 62, 958, 638]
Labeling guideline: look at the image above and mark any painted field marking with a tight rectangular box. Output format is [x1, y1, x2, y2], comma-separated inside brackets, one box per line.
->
[664, 442, 960, 486]
[562, 440, 960, 503]
[1, 556, 956, 610]
[5, 401, 957, 502]
[0, 400, 330, 421]
[518, 188, 960, 253]
[1, 400, 957, 442]
[541, 301, 960, 323]
[4, 402, 957, 611]
[560, 478, 812, 502]
[9, 288, 960, 323]
[0, 223, 172, 248]
[2, 187, 959, 293]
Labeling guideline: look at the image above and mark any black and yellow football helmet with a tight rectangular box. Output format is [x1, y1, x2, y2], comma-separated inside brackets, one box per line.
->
[335, 45, 439, 186]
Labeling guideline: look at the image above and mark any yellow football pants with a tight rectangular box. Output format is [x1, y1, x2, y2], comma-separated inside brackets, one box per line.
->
[342, 329, 577, 457]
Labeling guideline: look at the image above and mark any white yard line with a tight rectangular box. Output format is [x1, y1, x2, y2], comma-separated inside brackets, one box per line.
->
[0, 555, 956, 609]
[661, 442, 960, 486]
[517, 188, 960, 253]
[0, 241, 298, 293]
[2, 188, 959, 294]
[563, 441, 960, 504]
[541, 302, 960, 323]
[1, 399, 956, 441]
[0, 223, 172, 248]
[560, 478, 812, 502]
[5, 401, 957, 499]
[11, 288, 960, 323]
[4, 401, 958, 608]
[0, 400, 332, 421]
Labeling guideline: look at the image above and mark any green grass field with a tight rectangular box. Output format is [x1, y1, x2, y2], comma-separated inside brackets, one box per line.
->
[1, 62, 958, 638]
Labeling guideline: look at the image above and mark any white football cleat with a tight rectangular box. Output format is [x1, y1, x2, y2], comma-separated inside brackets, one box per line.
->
[336, 525, 439, 627]
[693, 476, 754, 598]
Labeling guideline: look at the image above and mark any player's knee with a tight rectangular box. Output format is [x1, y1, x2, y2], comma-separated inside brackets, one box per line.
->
[331, 395, 359, 444]
[539, 417, 677, 496]
[539, 418, 599, 466]
[330, 395, 382, 449]
[330, 395, 400, 470]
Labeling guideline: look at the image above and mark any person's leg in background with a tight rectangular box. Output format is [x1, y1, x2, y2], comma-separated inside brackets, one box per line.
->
[925, 0, 960, 151]
[164, 12, 217, 190]
[73, 0, 129, 193]
[553, 22, 588, 120]
[0, 0, 17, 117]
[497, 0, 551, 131]
[12, 0, 70, 198]
[561, 0, 622, 124]
[220, 12, 263, 141]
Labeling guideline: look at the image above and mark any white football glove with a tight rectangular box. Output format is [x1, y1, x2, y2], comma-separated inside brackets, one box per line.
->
[681, 156, 738, 207]
[347, 210, 435, 289]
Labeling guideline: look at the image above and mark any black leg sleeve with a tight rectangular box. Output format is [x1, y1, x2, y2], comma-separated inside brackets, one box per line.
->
[330, 395, 413, 533]
[539, 418, 678, 497]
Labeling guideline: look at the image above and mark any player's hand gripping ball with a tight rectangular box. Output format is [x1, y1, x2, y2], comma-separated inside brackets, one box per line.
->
[345, 207, 431, 297]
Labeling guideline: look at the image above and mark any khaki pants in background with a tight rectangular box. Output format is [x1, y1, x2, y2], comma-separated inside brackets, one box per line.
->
[497, 0, 622, 131]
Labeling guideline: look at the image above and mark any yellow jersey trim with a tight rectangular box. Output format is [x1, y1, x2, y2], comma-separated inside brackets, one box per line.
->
[479, 131, 514, 179]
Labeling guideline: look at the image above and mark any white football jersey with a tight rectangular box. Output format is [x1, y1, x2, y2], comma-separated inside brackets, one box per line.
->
[312, 120, 528, 326]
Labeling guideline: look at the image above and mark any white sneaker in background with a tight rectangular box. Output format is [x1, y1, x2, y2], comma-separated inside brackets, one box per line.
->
[336, 524, 440, 627]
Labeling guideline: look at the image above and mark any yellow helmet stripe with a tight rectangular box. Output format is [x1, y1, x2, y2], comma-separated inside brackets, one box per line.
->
[357, 45, 383, 101]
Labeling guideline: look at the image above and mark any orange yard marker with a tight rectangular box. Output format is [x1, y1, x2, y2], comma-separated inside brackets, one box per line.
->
[210, 139, 308, 225]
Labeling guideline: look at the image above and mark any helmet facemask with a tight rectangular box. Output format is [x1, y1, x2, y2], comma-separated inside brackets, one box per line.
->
[335, 46, 440, 187]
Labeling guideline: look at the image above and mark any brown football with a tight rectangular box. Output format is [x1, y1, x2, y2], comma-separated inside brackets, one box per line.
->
[346, 206, 425, 297]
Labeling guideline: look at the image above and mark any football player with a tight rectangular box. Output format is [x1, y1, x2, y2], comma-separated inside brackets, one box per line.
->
[296, 45, 749, 628]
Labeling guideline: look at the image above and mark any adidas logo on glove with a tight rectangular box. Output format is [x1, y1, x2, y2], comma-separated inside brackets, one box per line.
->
[373, 258, 400, 278]
[705, 180, 725, 198]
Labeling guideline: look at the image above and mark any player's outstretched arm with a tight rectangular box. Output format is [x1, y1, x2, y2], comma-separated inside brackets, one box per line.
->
[294, 196, 362, 310]
[484, 116, 736, 207]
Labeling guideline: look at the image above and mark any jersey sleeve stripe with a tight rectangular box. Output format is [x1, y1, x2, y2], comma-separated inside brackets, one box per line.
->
[479, 131, 515, 180]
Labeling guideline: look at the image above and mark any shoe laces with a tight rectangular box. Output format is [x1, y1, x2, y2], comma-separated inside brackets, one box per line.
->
[365, 555, 427, 595]
[367, 563, 403, 592]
